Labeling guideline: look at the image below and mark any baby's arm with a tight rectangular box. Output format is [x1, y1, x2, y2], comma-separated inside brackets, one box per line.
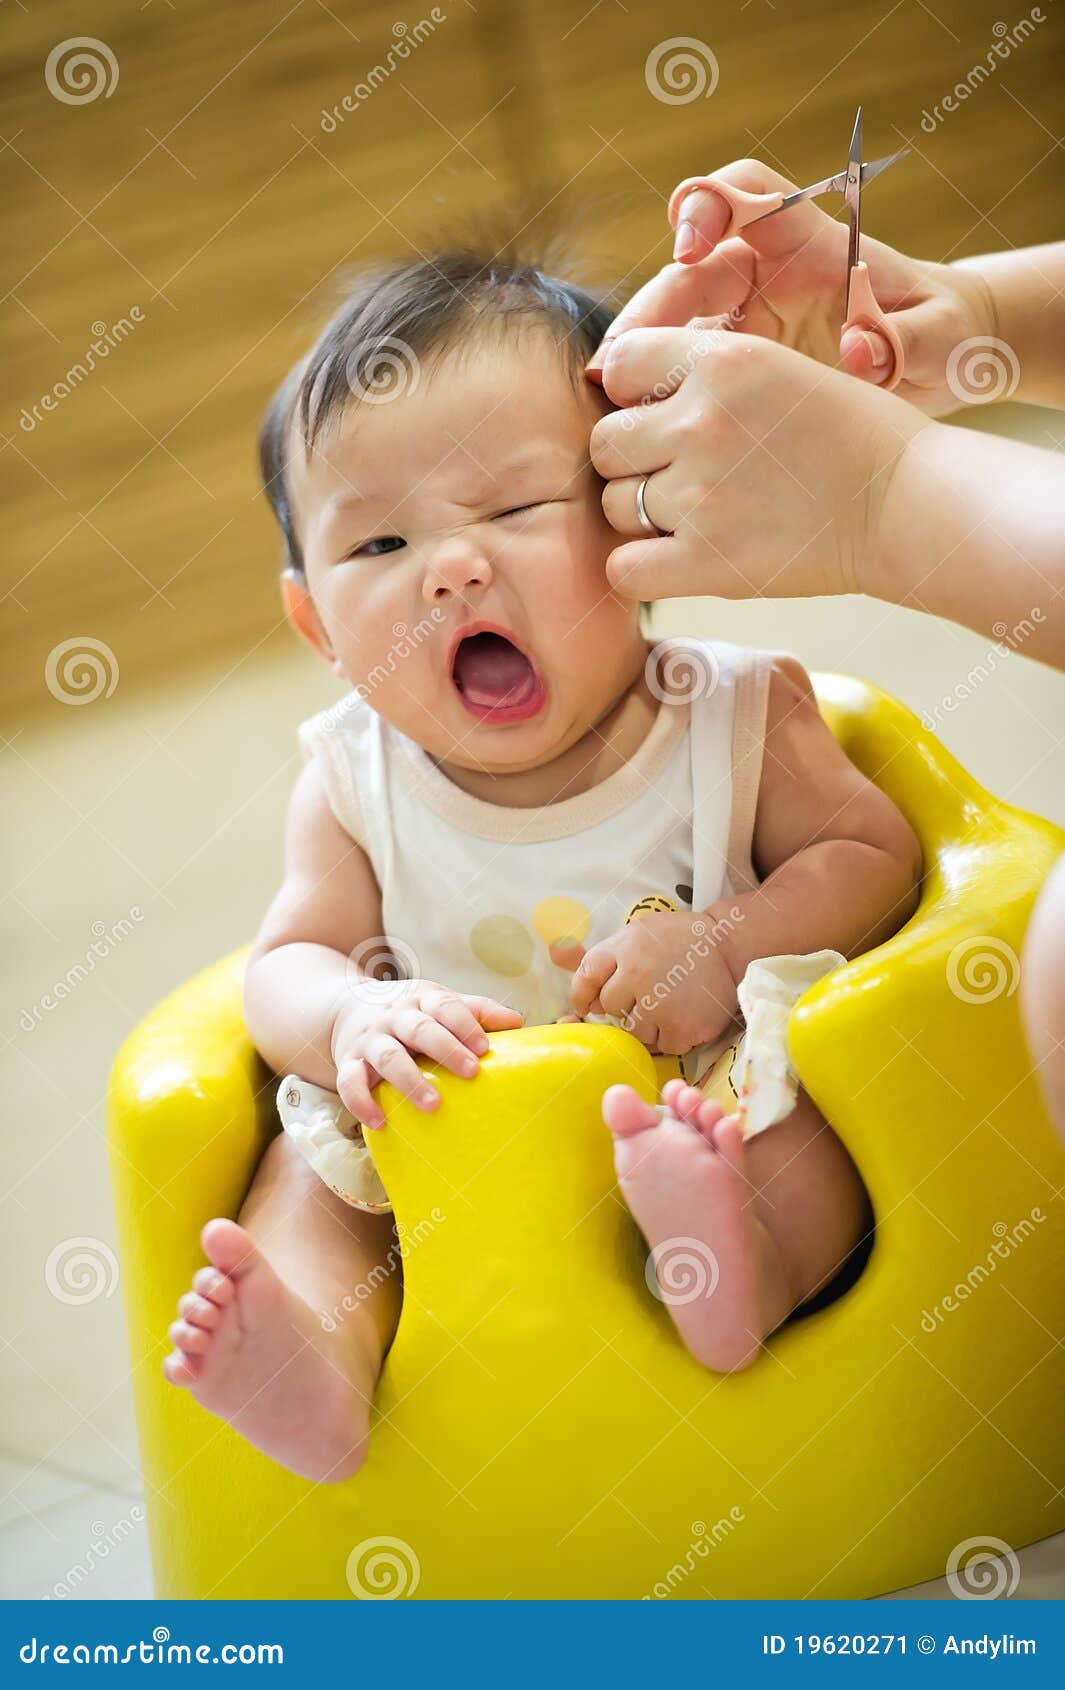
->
[244, 761, 521, 1126]
[244, 760, 386, 1091]
[712, 656, 923, 980]
[572, 658, 921, 1053]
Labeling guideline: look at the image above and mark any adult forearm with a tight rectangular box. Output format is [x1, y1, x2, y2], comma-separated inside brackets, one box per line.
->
[954, 243, 1065, 410]
[869, 422, 1065, 667]
[243, 941, 351, 1087]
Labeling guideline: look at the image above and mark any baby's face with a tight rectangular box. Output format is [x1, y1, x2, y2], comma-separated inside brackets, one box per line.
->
[289, 331, 646, 775]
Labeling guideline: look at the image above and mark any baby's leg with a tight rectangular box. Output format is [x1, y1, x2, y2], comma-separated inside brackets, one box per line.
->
[602, 1081, 870, 1372]
[164, 1132, 401, 1482]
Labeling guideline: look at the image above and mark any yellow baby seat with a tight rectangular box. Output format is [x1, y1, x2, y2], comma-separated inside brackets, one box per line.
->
[108, 675, 1065, 1600]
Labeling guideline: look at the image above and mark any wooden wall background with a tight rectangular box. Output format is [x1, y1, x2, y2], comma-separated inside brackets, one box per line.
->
[4, 0, 1062, 725]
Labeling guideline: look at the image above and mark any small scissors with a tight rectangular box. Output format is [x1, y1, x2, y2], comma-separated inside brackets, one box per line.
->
[670, 107, 908, 389]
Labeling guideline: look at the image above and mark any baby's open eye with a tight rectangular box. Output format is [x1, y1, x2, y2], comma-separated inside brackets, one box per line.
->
[353, 535, 405, 558]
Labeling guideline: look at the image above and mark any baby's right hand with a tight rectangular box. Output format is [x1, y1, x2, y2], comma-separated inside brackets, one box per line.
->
[330, 982, 523, 1128]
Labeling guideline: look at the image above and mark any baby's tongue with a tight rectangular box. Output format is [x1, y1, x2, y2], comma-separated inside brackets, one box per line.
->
[453, 632, 535, 707]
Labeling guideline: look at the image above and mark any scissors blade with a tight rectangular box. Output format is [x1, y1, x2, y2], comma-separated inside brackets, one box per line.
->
[844, 105, 863, 317]
[749, 146, 910, 226]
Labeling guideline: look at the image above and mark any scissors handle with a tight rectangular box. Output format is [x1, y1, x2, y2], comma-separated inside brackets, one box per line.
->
[668, 177, 785, 243]
[844, 263, 905, 391]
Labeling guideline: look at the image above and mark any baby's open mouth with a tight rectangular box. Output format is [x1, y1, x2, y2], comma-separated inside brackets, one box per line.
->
[450, 629, 545, 724]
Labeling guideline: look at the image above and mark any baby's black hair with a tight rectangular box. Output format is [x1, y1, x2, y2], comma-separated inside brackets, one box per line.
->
[259, 250, 617, 576]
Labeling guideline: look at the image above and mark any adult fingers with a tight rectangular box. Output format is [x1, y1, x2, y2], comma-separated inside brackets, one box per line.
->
[606, 536, 747, 603]
[590, 395, 677, 481]
[570, 948, 619, 1018]
[667, 160, 826, 264]
[601, 474, 673, 540]
[598, 326, 713, 412]
[586, 244, 754, 378]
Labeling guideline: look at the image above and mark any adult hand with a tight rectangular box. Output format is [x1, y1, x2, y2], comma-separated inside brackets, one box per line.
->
[586, 160, 995, 415]
[590, 324, 929, 603]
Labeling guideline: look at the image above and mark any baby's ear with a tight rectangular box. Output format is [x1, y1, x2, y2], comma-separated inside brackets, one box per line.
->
[280, 569, 338, 669]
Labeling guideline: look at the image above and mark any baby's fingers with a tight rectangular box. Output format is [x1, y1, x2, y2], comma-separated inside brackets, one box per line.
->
[364, 1035, 440, 1112]
[391, 1006, 480, 1079]
[461, 995, 525, 1031]
[335, 1057, 385, 1131]
[419, 989, 493, 1055]
[570, 946, 618, 1017]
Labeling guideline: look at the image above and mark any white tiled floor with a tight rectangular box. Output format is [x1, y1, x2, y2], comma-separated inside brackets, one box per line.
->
[2, 582, 1064, 1600]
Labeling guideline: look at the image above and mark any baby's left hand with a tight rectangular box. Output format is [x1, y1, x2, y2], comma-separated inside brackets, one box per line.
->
[569, 913, 738, 1055]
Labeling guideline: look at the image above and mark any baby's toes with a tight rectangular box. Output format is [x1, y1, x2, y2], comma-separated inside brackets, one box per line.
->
[168, 1318, 212, 1357]
[601, 1083, 660, 1139]
[178, 1291, 220, 1331]
[663, 1081, 707, 1128]
[163, 1349, 201, 1388]
[191, 1265, 234, 1307]
[709, 1112, 747, 1174]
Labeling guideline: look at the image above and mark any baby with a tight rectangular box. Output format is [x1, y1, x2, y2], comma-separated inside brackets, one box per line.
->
[163, 251, 921, 1482]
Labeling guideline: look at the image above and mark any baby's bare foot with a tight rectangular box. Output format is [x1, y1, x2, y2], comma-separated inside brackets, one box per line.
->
[164, 1219, 372, 1482]
[602, 1079, 766, 1371]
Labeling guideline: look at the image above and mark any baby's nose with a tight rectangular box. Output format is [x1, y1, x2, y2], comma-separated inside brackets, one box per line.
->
[422, 537, 492, 602]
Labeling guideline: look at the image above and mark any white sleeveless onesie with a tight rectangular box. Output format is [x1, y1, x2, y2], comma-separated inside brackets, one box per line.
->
[279, 637, 777, 1210]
